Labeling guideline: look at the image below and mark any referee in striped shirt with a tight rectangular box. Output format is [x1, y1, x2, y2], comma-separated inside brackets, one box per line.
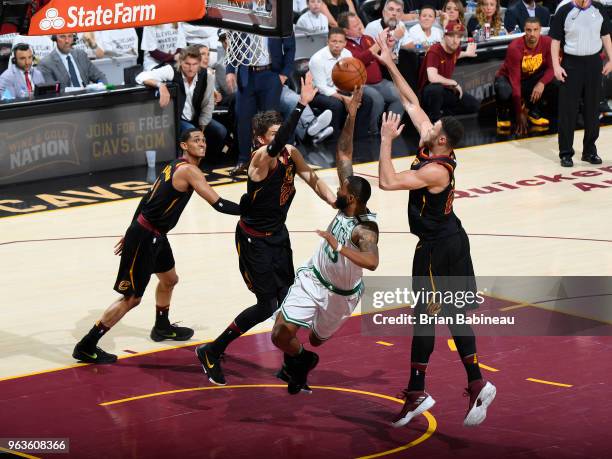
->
[550, 0, 612, 167]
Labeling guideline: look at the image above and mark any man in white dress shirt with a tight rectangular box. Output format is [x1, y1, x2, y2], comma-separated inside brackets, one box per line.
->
[309, 27, 373, 141]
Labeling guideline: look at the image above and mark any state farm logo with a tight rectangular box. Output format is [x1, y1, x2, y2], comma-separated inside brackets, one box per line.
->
[39, 8, 65, 30]
[40, 3, 157, 30]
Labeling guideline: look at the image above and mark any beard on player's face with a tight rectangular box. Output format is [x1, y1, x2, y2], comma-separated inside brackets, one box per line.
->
[335, 193, 350, 211]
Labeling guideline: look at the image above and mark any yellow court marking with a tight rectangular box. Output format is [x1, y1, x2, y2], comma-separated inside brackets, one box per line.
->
[526, 378, 573, 388]
[376, 341, 394, 347]
[479, 364, 500, 372]
[99, 384, 437, 459]
[0, 447, 40, 459]
[447, 339, 457, 351]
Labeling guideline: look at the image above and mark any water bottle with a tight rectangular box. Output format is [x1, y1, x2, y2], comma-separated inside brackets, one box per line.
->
[513, 25, 521, 34]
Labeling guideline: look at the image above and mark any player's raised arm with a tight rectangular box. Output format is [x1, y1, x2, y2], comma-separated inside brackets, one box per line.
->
[251, 72, 318, 176]
[378, 113, 447, 191]
[176, 165, 241, 215]
[291, 146, 336, 207]
[336, 87, 362, 184]
[373, 33, 433, 137]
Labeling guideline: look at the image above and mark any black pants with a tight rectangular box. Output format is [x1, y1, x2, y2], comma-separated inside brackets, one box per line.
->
[310, 92, 373, 140]
[421, 83, 480, 123]
[558, 53, 603, 158]
[495, 74, 545, 114]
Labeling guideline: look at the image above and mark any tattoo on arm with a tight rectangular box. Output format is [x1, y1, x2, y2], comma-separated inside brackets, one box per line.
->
[355, 224, 379, 256]
[337, 114, 355, 183]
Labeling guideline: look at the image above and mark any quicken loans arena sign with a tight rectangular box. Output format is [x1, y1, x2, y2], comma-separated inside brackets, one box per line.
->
[28, 0, 206, 35]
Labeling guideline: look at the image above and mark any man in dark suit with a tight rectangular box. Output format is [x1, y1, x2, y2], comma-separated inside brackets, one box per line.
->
[225, 34, 295, 176]
[38, 34, 107, 90]
[504, 0, 550, 32]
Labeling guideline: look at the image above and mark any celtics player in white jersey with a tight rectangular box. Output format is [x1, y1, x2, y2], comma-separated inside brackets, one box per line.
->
[271, 88, 380, 394]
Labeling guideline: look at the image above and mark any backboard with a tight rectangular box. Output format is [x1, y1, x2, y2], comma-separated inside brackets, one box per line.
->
[190, 0, 293, 37]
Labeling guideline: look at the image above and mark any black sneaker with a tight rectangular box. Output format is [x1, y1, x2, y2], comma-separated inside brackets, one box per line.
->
[581, 153, 603, 165]
[275, 364, 312, 393]
[150, 323, 194, 342]
[195, 344, 226, 385]
[72, 342, 117, 364]
[284, 350, 319, 395]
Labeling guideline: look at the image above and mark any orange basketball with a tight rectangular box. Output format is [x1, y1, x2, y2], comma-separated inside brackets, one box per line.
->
[332, 57, 367, 93]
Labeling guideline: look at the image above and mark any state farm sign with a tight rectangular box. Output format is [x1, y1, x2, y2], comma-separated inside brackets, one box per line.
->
[30, 0, 205, 35]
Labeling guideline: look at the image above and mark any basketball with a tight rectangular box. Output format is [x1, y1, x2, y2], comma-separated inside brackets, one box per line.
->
[332, 57, 367, 93]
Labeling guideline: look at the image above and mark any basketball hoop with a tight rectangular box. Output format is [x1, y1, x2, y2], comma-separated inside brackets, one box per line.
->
[205, 0, 272, 67]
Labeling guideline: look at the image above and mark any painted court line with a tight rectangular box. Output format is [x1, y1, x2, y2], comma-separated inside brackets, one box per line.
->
[526, 378, 573, 388]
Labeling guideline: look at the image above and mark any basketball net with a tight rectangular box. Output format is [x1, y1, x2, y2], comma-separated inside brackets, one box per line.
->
[225, 30, 268, 67]
[206, 0, 270, 67]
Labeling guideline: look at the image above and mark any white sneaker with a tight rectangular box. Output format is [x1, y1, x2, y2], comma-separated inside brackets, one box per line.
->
[313, 126, 334, 144]
[463, 380, 496, 427]
[307, 109, 333, 136]
[392, 390, 436, 428]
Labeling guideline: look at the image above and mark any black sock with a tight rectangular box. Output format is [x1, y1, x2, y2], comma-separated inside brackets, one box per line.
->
[155, 305, 170, 328]
[80, 322, 110, 350]
[462, 354, 482, 383]
[407, 362, 428, 392]
[209, 322, 243, 356]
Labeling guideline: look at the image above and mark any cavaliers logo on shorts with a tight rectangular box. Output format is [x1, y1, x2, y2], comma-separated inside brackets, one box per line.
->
[118, 280, 131, 291]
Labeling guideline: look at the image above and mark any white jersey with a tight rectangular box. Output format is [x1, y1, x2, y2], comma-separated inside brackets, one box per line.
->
[309, 211, 377, 292]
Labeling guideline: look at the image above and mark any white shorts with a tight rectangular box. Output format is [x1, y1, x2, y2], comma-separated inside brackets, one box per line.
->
[279, 267, 362, 341]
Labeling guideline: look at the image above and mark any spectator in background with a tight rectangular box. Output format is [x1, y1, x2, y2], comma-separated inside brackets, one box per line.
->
[0, 43, 45, 98]
[339, 11, 404, 133]
[418, 21, 478, 122]
[364, 0, 409, 52]
[80, 29, 139, 58]
[494, 17, 555, 135]
[141, 23, 187, 70]
[321, 0, 363, 28]
[39, 34, 107, 90]
[9, 34, 54, 62]
[213, 30, 232, 106]
[296, 0, 330, 32]
[135, 46, 225, 163]
[309, 27, 373, 140]
[503, 0, 550, 32]
[404, 6, 444, 50]
[439, 0, 465, 30]
[182, 23, 219, 66]
[550, 0, 612, 167]
[226, 34, 294, 176]
[294, 0, 308, 14]
[467, 0, 506, 38]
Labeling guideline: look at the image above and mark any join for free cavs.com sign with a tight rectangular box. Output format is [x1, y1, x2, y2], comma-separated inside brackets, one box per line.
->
[28, 0, 206, 35]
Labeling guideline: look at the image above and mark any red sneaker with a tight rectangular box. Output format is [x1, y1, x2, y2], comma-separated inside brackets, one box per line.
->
[392, 390, 436, 427]
[463, 379, 496, 427]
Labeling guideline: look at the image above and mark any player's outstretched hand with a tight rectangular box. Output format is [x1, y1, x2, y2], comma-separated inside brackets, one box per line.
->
[343, 86, 363, 117]
[299, 72, 318, 106]
[114, 237, 125, 256]
[374, 32, 394, 68]
[316, 229, 339, 251]
[381, 112, 405, 140]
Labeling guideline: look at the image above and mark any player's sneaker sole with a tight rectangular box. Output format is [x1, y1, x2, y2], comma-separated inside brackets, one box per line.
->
[392, 394, 436, 428]
[463, 381, 496, 427]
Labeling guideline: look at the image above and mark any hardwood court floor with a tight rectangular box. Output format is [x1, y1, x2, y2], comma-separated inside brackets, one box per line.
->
[1, 130, 612, 381]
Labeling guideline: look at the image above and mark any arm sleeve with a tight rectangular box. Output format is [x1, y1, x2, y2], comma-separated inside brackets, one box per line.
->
[212, 197, 241, 215]
[135, 65, 174, 85]
[266, 102, 306, 157]
[149, 49, 175, 63]
[87, 59, 108, 84]
[281, 35, 296, 77]
[599, 4, 611, 36]
[539, 39, 555, 85]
